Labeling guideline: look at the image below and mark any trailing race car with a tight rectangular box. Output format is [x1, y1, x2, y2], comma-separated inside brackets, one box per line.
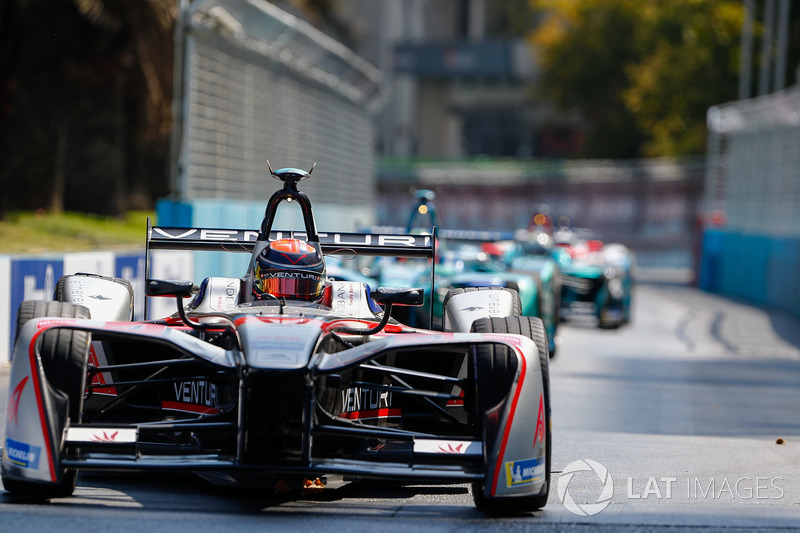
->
[423, 240, 560, 357]
[2, 164, 552, 514]
[553, 227, 634, 329]
[505, 235, 562, 355]
[362, 190, 560, 356]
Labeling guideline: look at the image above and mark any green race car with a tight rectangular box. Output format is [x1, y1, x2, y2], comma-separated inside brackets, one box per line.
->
[415, 241, 560, 357]
[553, 229, 634, 329]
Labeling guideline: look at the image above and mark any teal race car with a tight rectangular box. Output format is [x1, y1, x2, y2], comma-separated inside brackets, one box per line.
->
[506, 239, 562, 352]
[413, 239, 560, 357]
[553, 228, 634, 329]
[365, 190, 561, 355]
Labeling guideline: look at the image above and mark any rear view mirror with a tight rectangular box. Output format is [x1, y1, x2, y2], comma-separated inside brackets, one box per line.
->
[371, 287, 424, 307]
[146, 279, 197, 298]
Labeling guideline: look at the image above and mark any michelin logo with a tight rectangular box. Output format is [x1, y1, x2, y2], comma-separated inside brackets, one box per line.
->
[5, 438, 42, 469]
[505, 457, 545, 487]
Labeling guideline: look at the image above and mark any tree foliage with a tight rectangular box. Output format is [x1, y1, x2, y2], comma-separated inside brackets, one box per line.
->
[530, 0, 746, 157]
[0, 0, 176, 218]
[0, 0, 362, 220]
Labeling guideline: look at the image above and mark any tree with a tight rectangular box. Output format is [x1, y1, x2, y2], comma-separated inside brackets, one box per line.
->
[0, 0, 364, 219]
[0, 0, 176, 217]
[623, 2, 744, 156]
[530, 0, 746, 157]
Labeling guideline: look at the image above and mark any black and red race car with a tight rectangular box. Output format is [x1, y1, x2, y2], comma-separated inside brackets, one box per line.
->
[2, 164, 551, 513]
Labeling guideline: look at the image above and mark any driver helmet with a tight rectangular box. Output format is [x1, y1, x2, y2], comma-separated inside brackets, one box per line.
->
[252, 238, 326, 301]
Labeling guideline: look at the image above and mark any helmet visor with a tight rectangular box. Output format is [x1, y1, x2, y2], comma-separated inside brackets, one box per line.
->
[254, 269, 324, 300]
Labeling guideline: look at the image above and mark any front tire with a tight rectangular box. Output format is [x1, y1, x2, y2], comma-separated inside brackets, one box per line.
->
[470, 316, 551, 514]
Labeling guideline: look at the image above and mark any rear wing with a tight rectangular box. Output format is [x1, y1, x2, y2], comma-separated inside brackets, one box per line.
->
[145, 220, 438, 327]
[147, 221, 435, 258]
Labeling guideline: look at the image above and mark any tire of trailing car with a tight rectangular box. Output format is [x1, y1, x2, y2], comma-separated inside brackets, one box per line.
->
[441, 287, 522, 329]
[54, 273, 134, 320]
[2, 301, 91, 499]
[469, 315, 551, 515]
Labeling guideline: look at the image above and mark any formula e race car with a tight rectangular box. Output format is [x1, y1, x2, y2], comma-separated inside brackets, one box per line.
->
[425, 241, 560, 357]
[554, 227, 633, 329]
[361, 190, 560, 356]
[2, 164, 551, 514]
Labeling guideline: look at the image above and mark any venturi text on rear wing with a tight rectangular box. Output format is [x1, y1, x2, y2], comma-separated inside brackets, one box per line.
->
[147, 222, 436, 259]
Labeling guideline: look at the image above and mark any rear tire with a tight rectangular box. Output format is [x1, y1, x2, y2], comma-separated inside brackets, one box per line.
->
[442, 287, 522, 329]
[3, 301, 90, 499]
[470, 316, 551, 514]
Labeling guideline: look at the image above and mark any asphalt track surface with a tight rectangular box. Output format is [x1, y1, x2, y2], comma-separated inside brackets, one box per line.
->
[2, 272, 800, 532]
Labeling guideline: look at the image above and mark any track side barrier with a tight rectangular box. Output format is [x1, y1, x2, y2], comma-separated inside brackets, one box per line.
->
[0, 250, 193, 364]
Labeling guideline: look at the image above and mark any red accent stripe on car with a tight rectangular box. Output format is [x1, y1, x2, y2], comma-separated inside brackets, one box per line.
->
[27, 329, 57, 482]
[161, 401, 220, 415]
[233, 316, 325, 327]
[446, 389, 464, 407]
[8, 376, 28, 425]
[87, 345, 117, 396]
[336, 408, 401, 420]
[321, 320, 407, 334]
[532, 393, 545, 446]
[490, 346, 527, 495]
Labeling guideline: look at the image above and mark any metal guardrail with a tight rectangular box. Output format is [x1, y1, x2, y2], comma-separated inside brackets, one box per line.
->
[170, 0, 385, 208]
[706, 84, 800, 236]
[376, 157, 705, 262]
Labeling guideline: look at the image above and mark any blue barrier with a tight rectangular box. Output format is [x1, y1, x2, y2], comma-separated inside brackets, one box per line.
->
[1, 250, 193, 364]
[700, 229, 800, 320]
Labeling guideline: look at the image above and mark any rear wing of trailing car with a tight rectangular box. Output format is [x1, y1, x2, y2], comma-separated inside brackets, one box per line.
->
[361, 225, 514, 242]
